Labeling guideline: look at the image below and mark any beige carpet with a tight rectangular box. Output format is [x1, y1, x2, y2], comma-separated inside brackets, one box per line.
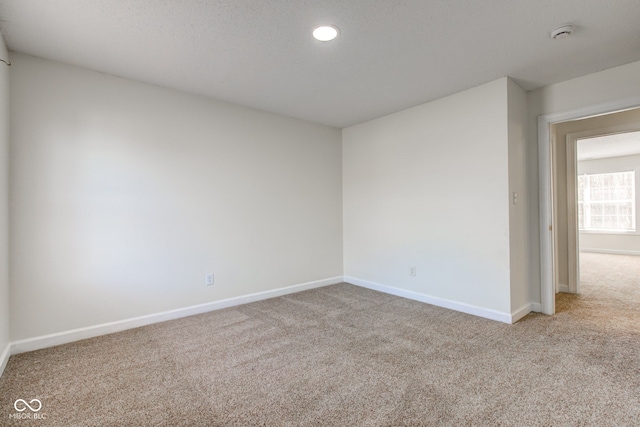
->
[1, 255, 639, 426]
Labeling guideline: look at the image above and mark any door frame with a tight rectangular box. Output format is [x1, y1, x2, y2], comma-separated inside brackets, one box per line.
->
[565, 132, 580, 294]
[538, 96, 640, 315]
[565, 123, 640, 295]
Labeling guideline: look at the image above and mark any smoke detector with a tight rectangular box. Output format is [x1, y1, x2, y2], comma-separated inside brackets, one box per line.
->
[551, 25, 573, 39]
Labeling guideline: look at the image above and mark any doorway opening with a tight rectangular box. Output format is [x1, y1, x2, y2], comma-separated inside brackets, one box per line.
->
[538, 101, 640, 315]
[571, 130, 640, 301]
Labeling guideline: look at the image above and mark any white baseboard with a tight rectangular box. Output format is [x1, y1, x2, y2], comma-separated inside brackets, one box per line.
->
[557, 283, 570, 293]
[510, 303, 534, 323]
[531, 302, 543, 313]
[345, 276, 515, 324]
[10, 276, 343, 355]
[580, 248, 640, 256]
[0, 342, 10, 378]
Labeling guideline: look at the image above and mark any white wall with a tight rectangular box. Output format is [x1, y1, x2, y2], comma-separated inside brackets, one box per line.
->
[507, 79, 529, 312]
[0, 36, 10, 372]
[578, 153, 640, 255]
[7, 51, 640, 346]
[527, 59, 640, 303]
[9, 53, 343, 341]
[343, 78, 513, 316]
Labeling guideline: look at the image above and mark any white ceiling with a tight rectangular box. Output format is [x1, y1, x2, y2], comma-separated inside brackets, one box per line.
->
[578, 131, 640, 161]
[1, 0, 639, 128]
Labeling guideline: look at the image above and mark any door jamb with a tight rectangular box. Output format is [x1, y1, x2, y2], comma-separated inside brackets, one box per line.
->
[565, 135, 579, 294]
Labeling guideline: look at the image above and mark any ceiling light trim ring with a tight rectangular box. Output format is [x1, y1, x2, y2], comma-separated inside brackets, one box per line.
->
[312, 25, 339, 42]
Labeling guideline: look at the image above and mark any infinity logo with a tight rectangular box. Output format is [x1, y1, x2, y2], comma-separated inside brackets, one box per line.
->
[14, 399, 42, 412]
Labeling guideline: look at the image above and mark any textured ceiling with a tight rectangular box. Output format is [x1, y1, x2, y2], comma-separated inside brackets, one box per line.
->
[1, 0, 640, 128]
[578, 131, 640, 161]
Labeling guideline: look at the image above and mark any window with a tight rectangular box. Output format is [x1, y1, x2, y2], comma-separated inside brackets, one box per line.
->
[578, 171, 635, 231]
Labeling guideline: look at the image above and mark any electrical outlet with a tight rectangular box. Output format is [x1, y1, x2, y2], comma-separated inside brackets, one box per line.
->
[206, 273, 214, 286]
[410, 266, 416, 277]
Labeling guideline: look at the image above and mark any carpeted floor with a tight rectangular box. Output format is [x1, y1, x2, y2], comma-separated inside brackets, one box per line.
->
[1, 253, 639, 426]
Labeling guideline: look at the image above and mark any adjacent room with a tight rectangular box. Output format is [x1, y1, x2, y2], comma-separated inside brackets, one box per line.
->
[1, 1, 639, 425]
[575, 126, 640, 322]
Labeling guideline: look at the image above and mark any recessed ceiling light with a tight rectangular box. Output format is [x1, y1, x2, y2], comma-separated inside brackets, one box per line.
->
[312, 25, 339, 42]
[551, 24, 573, 39]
